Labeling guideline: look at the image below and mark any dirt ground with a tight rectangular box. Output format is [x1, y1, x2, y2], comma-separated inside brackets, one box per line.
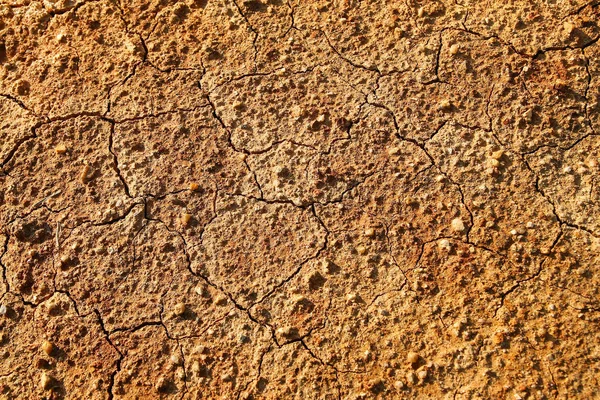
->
[0, 0, 599, 399]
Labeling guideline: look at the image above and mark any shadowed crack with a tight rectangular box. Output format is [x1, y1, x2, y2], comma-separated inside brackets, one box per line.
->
[232, 0, 259, 71]
[45, 0, 103, 17]
[106, 120, 133, 198]
[370, 101, 476, 242]
[494, 228, 564, 316]
[318, 29, 382, 75]
[422, 30, 444, 85]
[0, 93, 37, 116]
[236, 343, 271, 400]
[0, 234, 9, 293]
[0, 120, 43, 170]
[462, 13, 600, 58]
[283, 0, 297, 36]
[93, 309, 124, 400]
[521, 153, 598, 238]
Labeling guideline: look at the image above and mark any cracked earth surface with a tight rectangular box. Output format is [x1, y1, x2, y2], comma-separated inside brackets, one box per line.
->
[0, 0, 599, 399]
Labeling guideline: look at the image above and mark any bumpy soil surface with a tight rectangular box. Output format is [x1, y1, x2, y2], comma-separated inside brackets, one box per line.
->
[1, 0, 600, 399]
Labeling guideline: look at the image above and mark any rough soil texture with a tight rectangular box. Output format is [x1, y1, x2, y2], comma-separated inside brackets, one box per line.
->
[1, 0, 599, 399]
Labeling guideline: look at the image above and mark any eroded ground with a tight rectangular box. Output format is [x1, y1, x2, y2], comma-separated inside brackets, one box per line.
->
[0, 0, 599, 399]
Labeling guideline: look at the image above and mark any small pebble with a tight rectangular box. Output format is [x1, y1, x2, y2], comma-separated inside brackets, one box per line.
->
[41, 340, 54, 356]
[80, 165, 90, 183]
[394, 380, 405, 390]
[491, 331, 504, 345]
[194, 286, 205, 296]
[291, 294, 307, 306]
[364, 228, 375, 237]
[439, 99, 452, 111]
[189, 182, 199, 191]
[181, 213, 192, 226]
[174, 303, 186, 316]
[451, 218, 465, 232]
[191, 360, 201, 373]
[0, 304, 6, 315]
[321, 259, 336, 274]
[40, 372, 54, 390]
[563, 21, 574, 34]
[388, 147, 401, 156]
[417, 369, 428, 380]
[540, 247, 551, 255]
[491, 150, 504, 160]
[57, 255, 70, 268]
[356, 245, 367, 255]
[449, 44, 459, 55]
[222, 373, 233, 382]
[526, 221, 535, 229]
[214, 294, 228, 306]
[438, 239, 451, 251]
[155, 377, 168, 392]
[276, 326, 298, 338]
[585, 158, 597, 168]
[170, 353, 182, 365]
[124, 40, 138, 53]
[346, 293, 358, 303]
[55, 144, 67, 154]
[407, 351, 419, 364]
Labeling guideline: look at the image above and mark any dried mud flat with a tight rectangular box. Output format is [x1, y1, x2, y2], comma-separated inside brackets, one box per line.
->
[1, 0, 600, 399]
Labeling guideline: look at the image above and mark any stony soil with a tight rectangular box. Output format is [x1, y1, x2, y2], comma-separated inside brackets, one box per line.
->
[1, 0, 599, 399]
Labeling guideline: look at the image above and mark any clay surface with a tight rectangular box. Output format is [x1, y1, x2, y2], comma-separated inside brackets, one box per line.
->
[1, 0, 599, 399]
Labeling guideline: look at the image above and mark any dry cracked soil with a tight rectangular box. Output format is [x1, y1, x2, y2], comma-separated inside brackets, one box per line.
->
[1, 0, 600, 399]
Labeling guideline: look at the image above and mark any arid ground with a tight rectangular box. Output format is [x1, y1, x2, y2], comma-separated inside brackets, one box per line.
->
[1, 0, 599, 399]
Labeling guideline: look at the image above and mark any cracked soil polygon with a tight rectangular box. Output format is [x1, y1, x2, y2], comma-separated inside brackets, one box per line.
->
[180, 310, 272, 399]
[2, 116, 133, 227]
[112, 108, 258, 197]
[463, 0, 599, 56]
[0, 1, 141, 117]
[1, 0, 599, 399]
[107, 63, 206, 122]
[0, 292, 120, 399]
[189, 193, 327, 309]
